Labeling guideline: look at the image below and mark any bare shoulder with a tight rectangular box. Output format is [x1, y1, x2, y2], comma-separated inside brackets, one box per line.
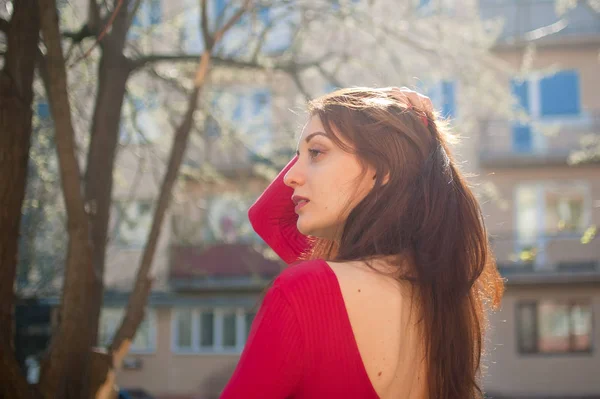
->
[326, 259, 408, 296]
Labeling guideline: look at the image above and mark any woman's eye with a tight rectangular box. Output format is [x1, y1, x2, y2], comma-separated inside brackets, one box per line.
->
[308, 148, 323, 159]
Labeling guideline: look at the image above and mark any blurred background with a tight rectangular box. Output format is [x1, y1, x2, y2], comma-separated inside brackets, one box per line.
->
[1, 0, 599, 398]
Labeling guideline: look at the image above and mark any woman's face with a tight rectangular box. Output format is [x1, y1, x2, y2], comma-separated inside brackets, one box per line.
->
[283, 115, 376, 240]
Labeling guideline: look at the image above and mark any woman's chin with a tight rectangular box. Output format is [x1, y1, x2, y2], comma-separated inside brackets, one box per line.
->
[296, 220, 312, 236]
[297, 220, 332, 239]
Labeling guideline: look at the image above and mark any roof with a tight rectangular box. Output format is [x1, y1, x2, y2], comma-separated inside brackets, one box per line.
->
[170, 243, 284, 279]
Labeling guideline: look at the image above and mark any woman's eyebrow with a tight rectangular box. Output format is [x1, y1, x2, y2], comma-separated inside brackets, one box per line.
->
[305, 131, 328, 143]
[296, 131, 329, 155]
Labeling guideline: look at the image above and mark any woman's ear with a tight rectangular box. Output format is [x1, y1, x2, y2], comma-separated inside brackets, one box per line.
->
[382, 172, 390, 185]
[372, 172, 390, 185]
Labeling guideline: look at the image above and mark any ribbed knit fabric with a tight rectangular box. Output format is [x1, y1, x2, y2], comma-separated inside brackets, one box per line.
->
[219, 260, 380, 399]
[247, 156, 312, 265]
[220, 156, 380, 398]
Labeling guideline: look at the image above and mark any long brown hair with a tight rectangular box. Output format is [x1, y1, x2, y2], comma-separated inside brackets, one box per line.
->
[304, 87, 504, 398]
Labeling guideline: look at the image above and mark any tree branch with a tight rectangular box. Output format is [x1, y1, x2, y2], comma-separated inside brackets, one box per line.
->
[68, 0, 125, 68]
[131, 51, 335, 73]
[37, 0, 95, 397]
[132, 53, 262, 69]
[201, 0, 213, 51]
[213, 0, 251, 44]
[62, 24, 95, 43]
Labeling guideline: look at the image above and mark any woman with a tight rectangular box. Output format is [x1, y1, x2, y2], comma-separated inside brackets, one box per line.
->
[219, 87, 504, 399]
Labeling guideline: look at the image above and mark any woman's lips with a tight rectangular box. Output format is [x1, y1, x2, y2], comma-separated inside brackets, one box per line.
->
[294, 200, 309, 213]
[292, 195, 310, 213]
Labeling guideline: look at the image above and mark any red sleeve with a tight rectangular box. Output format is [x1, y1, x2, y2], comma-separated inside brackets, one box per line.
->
[248, 156, 312, 264]
[219, 284, 304, 398]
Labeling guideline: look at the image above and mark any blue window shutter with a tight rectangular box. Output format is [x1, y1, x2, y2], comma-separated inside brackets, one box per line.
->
[132, 5, 143, 27]
[511, 79, 532, 153]
[37, 102, 50, 119]
[215, 0, 227, 21]
[149, 0, 161, 25]
[539, 70, 580, 116]
[253, 90, 269, 114]
[441, 80, 455, 118]
[258, 7, 269, 25]
[418, 0, 431, 8]
[512, 125, 533, 153]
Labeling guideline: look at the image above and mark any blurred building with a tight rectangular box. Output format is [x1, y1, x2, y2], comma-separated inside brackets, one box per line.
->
[104, 1, 600, 398]
[478, 1, 600, 397]
[23, 0, 600, 398]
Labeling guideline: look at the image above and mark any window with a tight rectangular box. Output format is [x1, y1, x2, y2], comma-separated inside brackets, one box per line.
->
[516, 182, 590, 245]
[37, 101, 51, 119]
[511, 79, 532, 152]
[539, 70, 581, 117]
[517, 300, 593, 354]
[515, 182, 590, 267]
[113, 200, 153, 248]
[222, 311, 237, 348]
[99, 308, 156, 353]
[245, 311, 256, 337]
[544, 185, 586, 234]
[421, 80, 456, 119]
[129, 0, 161, 40]
[181, 1, 203, 53]
[175, 308, 193, 350]
[207, 88, 273, 157]
[172, 308, 256, 353]
[200, 311, 215, 347]
[510, 70, 581, 153]
[35, 100, 53, 130]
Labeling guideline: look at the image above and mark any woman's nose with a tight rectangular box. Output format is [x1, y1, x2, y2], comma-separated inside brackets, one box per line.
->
[283, 159, 304, 188]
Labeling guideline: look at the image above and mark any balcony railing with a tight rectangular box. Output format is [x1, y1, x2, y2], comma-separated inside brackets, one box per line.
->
[479, 0, 600, 44]
[490, 231, 600, 283]
[479, 112, 600, 167]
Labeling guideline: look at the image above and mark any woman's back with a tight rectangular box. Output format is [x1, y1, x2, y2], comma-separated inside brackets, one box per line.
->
[219, 258, 428, 398]
[327, 259, 428, 399]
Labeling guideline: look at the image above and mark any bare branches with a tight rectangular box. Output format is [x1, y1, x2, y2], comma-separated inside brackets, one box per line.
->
[132, 53, 263, 70]
[132, 51, 336, 76]
[62, 24, 95, 43]
[201, 0, 212, 50]
[213, 0, 251, 44]
[67, 0, 125, 68]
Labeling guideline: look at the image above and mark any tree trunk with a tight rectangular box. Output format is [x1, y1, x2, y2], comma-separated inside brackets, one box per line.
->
[0, 1, 40, 398]
[83, 48, 131, 353]
[37, 1, 95, 398]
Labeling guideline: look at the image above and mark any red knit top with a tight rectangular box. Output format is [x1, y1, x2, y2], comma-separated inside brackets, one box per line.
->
[219, 157, 380, 398]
